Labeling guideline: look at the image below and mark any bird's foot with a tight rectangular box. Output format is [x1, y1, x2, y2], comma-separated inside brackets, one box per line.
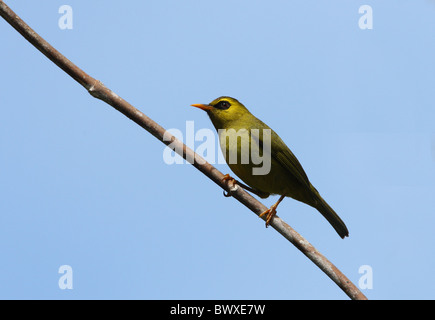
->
[222, 174, 238, 197]
[258, 195, 286, 227]
[259, 205, 278, 227]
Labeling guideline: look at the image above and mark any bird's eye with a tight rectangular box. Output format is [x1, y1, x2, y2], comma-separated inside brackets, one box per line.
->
[216, 101, 230, 110]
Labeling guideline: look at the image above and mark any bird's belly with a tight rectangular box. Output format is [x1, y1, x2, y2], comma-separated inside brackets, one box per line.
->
[218, 129, 313, 204]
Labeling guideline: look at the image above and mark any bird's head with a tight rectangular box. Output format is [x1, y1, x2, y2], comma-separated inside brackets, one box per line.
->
[191, 96, 251, 129]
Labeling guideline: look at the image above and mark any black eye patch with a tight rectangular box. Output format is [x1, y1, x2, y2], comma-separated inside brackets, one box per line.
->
[215, 101, 231, 110]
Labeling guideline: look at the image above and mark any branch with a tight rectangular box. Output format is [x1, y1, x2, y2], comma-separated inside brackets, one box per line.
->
[0, 1, 367, 300]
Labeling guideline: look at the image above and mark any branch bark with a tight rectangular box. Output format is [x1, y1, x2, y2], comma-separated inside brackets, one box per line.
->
[0, 1, 367, 300]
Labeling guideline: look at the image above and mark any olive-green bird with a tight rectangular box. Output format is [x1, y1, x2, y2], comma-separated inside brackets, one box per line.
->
[191, 96, 349, 238]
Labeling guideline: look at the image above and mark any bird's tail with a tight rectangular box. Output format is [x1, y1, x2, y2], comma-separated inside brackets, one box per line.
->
[311, 187, 349, 238]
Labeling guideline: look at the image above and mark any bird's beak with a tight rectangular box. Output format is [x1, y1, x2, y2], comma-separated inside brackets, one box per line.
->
[191, 103, 213, 111]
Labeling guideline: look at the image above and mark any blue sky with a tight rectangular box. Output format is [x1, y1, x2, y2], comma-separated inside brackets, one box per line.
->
[1, 1, 434, 299]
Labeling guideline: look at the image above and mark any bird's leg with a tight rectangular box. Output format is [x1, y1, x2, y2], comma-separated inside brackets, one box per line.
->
[259, 194, 286, 227]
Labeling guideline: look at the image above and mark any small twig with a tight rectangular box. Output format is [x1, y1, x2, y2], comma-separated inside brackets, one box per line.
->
[0, 1, 367, 300]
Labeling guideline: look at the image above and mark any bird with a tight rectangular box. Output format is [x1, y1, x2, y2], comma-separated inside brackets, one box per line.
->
[191, 96, 349, 238]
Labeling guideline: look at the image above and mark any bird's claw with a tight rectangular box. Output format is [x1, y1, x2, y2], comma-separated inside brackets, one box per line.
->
[259, 206, 278, 227]
[221, 174, 238, 197]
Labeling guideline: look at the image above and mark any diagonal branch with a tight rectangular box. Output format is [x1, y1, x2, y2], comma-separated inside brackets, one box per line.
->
[0, 1, 367, 300]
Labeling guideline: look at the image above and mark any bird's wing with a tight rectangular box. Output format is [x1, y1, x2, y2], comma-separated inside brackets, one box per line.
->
[272, 134, 311, 188]
[250, 120, 311, 188]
